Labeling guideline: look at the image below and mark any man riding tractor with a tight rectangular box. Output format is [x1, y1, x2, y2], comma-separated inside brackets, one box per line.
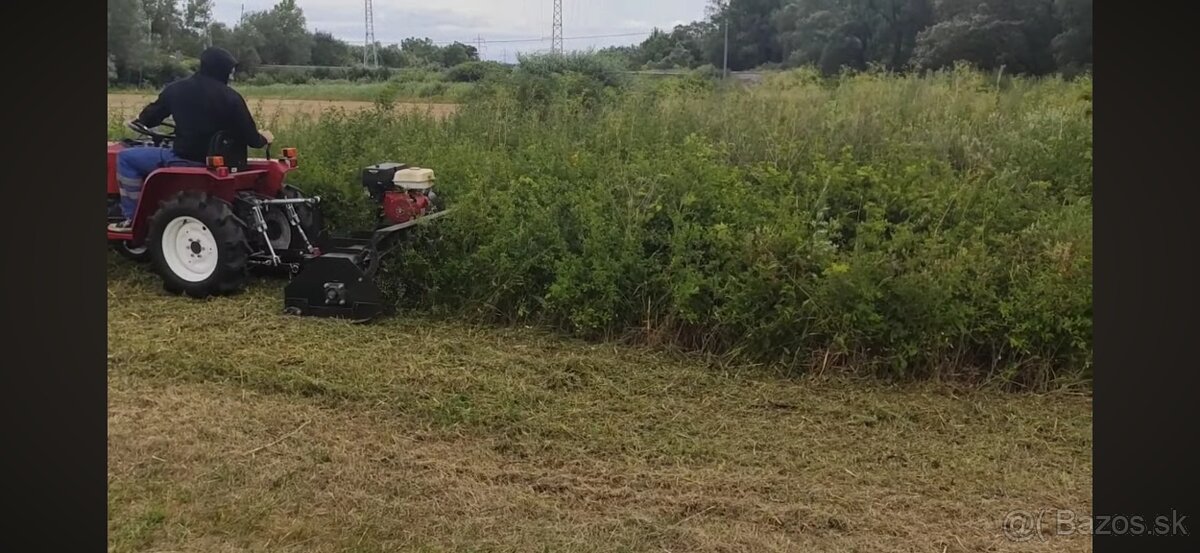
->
[107, 46, 450, 320]
[110, 46, 273, 233]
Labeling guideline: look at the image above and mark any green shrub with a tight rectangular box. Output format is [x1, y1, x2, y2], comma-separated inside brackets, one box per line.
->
[516, 52, 627, 87]
[388, 67, 444, 83]
[446, 61, 508, 83]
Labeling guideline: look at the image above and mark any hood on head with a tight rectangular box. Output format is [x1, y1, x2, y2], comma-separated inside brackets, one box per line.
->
[199, 47, 238, 84]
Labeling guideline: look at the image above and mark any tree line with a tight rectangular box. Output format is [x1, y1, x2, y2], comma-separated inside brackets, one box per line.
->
[109, 0, 1091, 87]
[604, 0, 1091, 75]
[108, 0, 481, 86]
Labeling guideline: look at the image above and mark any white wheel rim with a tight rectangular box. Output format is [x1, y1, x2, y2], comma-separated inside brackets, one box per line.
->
[124, 243, 147, 255]
[161, 216, 218, 282]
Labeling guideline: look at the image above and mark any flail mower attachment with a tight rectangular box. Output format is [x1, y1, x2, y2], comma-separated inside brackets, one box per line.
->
[282, 162, 449, 323]
[282, 210, 450, 322]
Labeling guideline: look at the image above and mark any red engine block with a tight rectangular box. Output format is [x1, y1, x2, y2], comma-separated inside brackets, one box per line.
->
[382, 190, 430, 225]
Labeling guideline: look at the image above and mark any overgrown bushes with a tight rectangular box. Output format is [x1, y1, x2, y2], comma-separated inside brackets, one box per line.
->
[446, 61, 510, 83]
[247, 65, 397, 86]
[269, 67, 1092, 385]
[108, 67, 1092, 385]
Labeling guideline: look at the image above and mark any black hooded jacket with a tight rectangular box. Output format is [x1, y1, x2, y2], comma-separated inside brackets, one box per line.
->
[136, 47, 267, 162]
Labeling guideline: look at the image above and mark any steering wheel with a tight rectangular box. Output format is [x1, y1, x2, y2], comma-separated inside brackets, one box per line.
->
[127, 120, 176, 146]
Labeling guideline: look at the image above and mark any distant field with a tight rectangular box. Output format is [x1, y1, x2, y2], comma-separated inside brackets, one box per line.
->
[109, 80, 472, 103]
[107, 93, 459, 124]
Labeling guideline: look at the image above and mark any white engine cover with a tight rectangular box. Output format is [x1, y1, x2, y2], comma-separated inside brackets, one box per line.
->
[394, 167, 436, 190]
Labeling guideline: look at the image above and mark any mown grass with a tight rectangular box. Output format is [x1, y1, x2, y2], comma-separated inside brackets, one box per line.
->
[107, 255, 1092, 552]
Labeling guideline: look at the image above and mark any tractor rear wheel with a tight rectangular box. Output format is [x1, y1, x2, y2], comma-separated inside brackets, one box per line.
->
[148, 191, 248, 298]
[282, 185, 324, 248]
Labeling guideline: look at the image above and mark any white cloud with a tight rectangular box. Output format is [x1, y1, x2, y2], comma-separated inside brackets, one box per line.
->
[213, 0, 710, 60]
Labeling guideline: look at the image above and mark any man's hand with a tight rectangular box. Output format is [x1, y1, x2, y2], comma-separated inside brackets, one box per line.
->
[259, 130, 275, 145]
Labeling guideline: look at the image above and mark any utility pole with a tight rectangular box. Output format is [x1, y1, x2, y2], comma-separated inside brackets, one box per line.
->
[364, 0, 378, 67]
[551, 0, 563, 55]
[475, 35, 485, 60]
[723, 2, 730, 79]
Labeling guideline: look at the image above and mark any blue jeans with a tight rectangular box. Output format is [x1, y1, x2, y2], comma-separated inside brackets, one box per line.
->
[115, 147, 204, 219]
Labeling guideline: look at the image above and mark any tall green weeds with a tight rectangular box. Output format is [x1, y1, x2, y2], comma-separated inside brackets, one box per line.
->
[112, 66, 1093, 385]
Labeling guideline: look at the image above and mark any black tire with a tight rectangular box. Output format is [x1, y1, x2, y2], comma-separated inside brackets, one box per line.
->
[113, 241, 152, 263]
[262, 208, 294, 252]
[282, 185, 324, 248]
[108, 195, 150, 263]
[148, 191, 248, 298]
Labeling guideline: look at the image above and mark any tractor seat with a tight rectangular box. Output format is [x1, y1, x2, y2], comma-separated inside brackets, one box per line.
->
[207, 131, 249, 171]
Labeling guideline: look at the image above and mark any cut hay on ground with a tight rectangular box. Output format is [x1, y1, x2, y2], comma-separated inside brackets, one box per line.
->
[108, 258, 1092, 552]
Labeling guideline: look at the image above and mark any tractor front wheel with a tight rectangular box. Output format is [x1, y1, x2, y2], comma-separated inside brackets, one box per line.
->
[109, 195, 150, 263]
[148, 191, 248, 298]
[113, 241, 151, 263]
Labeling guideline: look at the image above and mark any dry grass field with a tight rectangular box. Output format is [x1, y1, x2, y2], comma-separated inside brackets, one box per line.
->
[107, 93, 459, 124]
[107, 257, 1092, 552]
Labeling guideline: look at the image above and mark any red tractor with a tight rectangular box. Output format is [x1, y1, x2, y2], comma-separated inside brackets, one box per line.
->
[107, 121, 448, 321]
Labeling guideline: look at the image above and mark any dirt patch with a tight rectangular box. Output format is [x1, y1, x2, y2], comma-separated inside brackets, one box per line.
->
[107, 94, 459, 123]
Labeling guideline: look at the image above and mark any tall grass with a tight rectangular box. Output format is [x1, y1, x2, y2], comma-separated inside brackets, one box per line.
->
[110, 67, 1093, 385]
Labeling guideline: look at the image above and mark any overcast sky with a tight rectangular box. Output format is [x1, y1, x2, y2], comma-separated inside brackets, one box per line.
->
[214, 1, 711, 62]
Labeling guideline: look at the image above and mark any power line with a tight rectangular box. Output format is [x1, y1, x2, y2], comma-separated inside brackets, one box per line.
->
[341, 31, 652, 46]
[506, 31, 653, 43]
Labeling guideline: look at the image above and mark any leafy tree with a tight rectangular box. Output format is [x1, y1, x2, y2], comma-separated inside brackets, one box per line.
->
[874, 0, 935, 69]
[242, 0, 313, 65]
[109, 0, 152, 79]
[707, 0, 788, 70]
[911, 13, 1033, 72]
[224, 22, 266, 74]
[1051, 0, 1091, 71]
[311, 31, 353, 66]
[185, 0, 213, 33]
[819, 30, 866, 73]
[401, 38, 441, 65]
[614, 0, 1088, 75]
[774, 0, 845, 67]
[440, 42, 480, 67]
[142, 0, 183, 52]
